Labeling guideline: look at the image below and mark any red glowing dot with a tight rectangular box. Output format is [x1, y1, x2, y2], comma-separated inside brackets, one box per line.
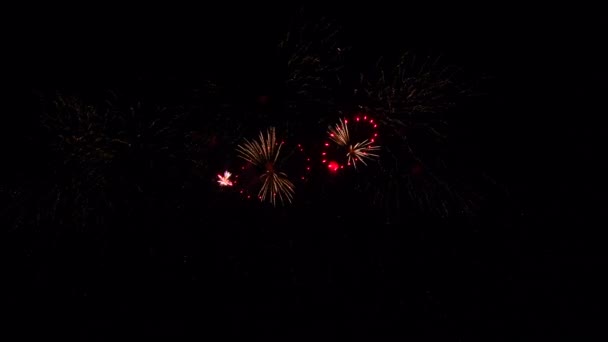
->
[240, 190, 243, 194]
[297, 144, 301, 147]
[330, 133, 334, 137]
[356, 117, 360, 121]
[322, 160, 326, 163]
[247, 195, 251, 199]
[344, 119, 348, 124]
[306, 167, 310, 170]
[374, 133, 378, 137]
[340, 165, 344, 169]
[370, 119, 374, 123]
[322, 152, 326, 155]
[301, 176, 305, 180]
[364, 115, 367, 120]
[325, 143, 329, 146]
[241, 166, 245, 170]
[328, 161, 339, 172]
[371, 139, 374, 142]
[374, 124, 377, 128]
[307, 158, 310, 161]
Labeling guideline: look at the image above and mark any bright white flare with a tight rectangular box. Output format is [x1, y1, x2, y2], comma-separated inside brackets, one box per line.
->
[217, 171, 234, 186]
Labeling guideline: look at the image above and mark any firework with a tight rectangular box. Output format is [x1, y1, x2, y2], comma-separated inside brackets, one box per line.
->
[347, 139, 381, 168]
[356, 53, 482, 217]
[358, 53, 467, 122]
[328, 118, 350, 146]
[217, 171, 234, 187]
[325, 116, 381, 169]
[279, 16, 345, 121]
[259, 170, 295, 205]
[236, 127, 295, 206]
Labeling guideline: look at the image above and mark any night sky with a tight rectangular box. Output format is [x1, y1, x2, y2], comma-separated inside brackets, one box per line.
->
[2, 4, 603, 340]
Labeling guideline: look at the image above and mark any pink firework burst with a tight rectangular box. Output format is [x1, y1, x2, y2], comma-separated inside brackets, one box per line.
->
[217, 171, 234, 187]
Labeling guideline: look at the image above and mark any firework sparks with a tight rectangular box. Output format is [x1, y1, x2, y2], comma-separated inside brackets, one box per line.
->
[328, 118, 350, 146]
[236, 127, 295, 206]
[217, 171, 234, 187]
[327, 117, 381, 169]
[347, 140, 381, 169]
[236, 127, 282, 166]
[259, 171, 295, 206]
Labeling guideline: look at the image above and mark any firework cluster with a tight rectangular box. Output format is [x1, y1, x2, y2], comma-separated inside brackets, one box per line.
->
[216, 114, 383, 206]
[3, 14, 486, 234]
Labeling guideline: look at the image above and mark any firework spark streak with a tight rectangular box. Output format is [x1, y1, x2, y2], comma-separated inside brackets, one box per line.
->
[328, 118, 350, 146]
[236, 128, 281, 166]
[217, 171, 233, 187]
[236, 127, 295, 206]
[347, 139, 381, 169]
[259, 171, 294, 205]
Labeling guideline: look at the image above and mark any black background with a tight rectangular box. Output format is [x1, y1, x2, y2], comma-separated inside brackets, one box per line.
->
[2, 3, 604, 340]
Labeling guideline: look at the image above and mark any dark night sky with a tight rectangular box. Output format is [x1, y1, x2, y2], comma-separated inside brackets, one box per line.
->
[14, 4, 601, 217]
[2, 4, 604, 340]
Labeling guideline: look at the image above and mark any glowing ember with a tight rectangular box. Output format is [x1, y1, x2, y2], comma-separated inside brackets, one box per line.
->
[327, 161, 340, 172]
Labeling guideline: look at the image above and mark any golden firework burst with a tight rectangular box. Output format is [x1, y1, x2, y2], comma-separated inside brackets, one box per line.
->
[236, 127, 295, 206]
[328, 118, 350, 146]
